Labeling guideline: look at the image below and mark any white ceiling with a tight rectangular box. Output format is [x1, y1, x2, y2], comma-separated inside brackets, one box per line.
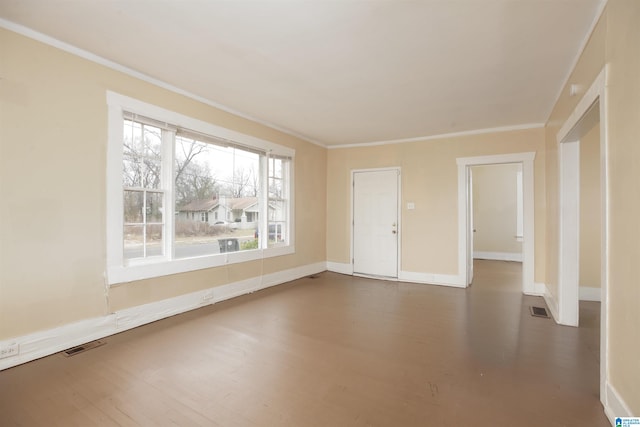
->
[0, 0, 604, 147]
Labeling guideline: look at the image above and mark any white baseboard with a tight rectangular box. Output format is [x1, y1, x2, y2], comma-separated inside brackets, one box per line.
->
[326, 261, 353, 275]
[528, 282, 547, 296]
[579, 286, 602, 302]
[326, 262, 465, 289]
[604, 382, 633, 424]
[398, 271, 465, 288]
[0, 262, 326, 371]
[542, 284, 560, 324]
[473, 251, 523, 262]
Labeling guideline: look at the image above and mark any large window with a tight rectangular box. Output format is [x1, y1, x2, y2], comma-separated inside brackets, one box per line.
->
[107, 93, 294, 284]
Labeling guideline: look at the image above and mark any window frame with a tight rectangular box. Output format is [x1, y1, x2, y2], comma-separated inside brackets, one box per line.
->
[107, 92, 295, 285]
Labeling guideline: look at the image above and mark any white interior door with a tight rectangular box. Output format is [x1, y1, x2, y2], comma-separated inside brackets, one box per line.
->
[353, 169, 399, 278]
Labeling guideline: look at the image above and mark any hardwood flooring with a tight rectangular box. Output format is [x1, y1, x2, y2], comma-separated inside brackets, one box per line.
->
[0, 260, 609, 426]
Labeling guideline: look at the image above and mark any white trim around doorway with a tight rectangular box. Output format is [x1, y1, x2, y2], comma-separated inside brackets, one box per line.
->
[456, 152, 536, 293]
[555, 66, 609, 413]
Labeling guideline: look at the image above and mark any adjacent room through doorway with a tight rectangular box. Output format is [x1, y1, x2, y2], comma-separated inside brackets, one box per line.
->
[470, 163, 523, 291]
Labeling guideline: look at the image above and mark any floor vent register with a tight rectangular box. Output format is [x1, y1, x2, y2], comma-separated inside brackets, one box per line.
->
[529, 306, 550, 318]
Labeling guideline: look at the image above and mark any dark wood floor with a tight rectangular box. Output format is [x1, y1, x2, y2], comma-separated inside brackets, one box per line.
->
[0, 260, 609, 426]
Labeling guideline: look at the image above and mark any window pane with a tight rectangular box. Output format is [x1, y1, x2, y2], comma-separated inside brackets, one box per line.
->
[143, 157, 162, 189]
[141, 122, 162, 189]
[122, 154, 142, 188]
[268, 158, 289, 248]
[146, 191, 163, 223]
[174, 138, 260, 255]
[124, 190, 143, 223]
[124, 225, 144, 260]
[123, 120, 162, 190]
[123, 120, 143, 187]
[146, 224, 163, 257]
[269, 177, 283, 199]
[273, 158, 282, 179]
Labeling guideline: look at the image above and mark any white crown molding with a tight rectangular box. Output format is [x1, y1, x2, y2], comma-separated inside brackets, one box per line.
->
[544, 0, 609, 124]
[328, 123, 544, 149]
[0, 18, 549, 151]
[0, 18, 327, 149]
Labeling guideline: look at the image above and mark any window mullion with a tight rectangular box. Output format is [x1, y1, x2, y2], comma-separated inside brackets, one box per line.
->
[284, 158, 293, 246]
[142, 189, 147, 258]
[163, 129, 176, 260]
[260, 154, 268, 249]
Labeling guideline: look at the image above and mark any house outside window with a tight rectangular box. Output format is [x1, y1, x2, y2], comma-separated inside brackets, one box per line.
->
[107, 92, 294, 285]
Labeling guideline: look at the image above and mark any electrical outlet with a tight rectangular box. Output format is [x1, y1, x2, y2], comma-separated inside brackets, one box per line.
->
[0, 342, 19, 359]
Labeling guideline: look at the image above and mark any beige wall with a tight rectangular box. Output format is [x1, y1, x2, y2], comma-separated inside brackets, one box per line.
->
[579, 122, 601, 288]
[327, 128, 545, 279]
[0, 28, 327, 339]
[544, 0, 640, 413]
[472, 163, 522, 255]
[543, 7, 607, 302]
[604, 0, 640, 414]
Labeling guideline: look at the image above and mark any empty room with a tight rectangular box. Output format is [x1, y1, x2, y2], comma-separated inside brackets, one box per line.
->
[1, 1, 639, 426]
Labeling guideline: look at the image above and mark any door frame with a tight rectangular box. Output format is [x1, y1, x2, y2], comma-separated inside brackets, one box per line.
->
[456, 152, 536, 293]
[556, 67, 608, 404]
[351, 167, 401, 279]
[558, 139, 581, 327]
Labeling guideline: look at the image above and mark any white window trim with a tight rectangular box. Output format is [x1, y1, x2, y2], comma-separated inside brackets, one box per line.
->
[106, 91, 295, 286]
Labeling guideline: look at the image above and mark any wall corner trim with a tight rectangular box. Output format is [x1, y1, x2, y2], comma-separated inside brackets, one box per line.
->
[0, 262, 326, 371]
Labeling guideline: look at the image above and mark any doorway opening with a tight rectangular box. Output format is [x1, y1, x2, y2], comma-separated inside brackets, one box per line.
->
[558, 102, 602, 327]
[457, 152, 536, 294]
[470, 163, 524, 292]
[556, 68, 607, 404]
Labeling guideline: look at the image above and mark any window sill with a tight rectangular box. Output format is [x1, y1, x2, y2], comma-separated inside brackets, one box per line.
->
[107, 245, 295, 286]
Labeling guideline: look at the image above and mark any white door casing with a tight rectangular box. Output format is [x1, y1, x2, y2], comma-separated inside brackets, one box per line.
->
[556, 67, 608, 405]
[457, 152, 535, 292]
[558, 140, 580, 327]
[352, 168, 400, 278]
